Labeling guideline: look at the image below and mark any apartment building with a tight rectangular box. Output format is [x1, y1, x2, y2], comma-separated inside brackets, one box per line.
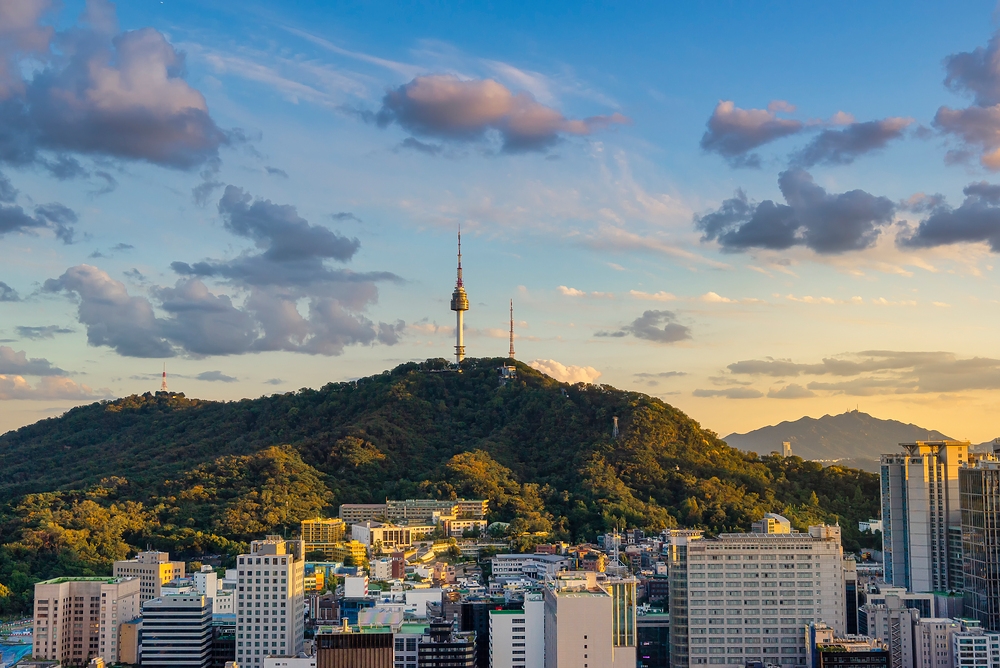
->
[32, 576, 141, 667]
[113, 550, 185, 602]
[351, 521, 413, 550]
[338, 498, 488, 524]
[668, 516, 846, 668]
[235, 535, 307, 666]
[491, 554, 571, 580]
[960, 455, 1000, 631]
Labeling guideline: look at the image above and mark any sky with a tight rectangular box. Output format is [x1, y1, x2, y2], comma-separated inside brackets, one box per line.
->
[5, 0, 1000, 444]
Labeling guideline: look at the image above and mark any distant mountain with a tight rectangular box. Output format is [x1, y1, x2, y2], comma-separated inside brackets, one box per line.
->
[723, 410, 953, 465]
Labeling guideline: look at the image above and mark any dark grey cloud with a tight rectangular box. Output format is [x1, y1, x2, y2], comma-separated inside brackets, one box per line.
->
[265, 166, 288, 178]
[692, 387, 764, 399]
[264, 378, 284, 385]
[330, 212, 361, 223]
[898, 181, 1000, 251]
[111, 243, 134, 252]
[152, 279, 258, 356]
[90, 170, 117, 195]
[0, 171, 16, 202]
[597, 309, 692, 344]
[767, 383, 816, 399]
[935, 32, 1000, 169]
[34, 202, 77, 243]
[728, 351, 947, 378]
[943, 31, 1000, 106]
[0, 2, 233, 172]
[0, 281, 19, 301]
[791, 118, 913, 167]
[376, 74, 629, 153]
[0, 345, 67, 376]
[700, 100, 803, 168]
[397, 137, 443, 155]
[15, 325, 74, 340]
[696, 169, 895, 254]
[197, 370, 238, 383]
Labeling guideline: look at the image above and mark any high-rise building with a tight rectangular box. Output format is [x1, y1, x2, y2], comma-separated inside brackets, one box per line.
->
[32, 576, 141, 667]
[141, 594, 213, 668]
[316, 625, 394, 668]
[113, 550, 185, 602]
[490, 593, 543, 668]
[952, 629, 1000, 668]
[961, 455, 1000, 631]
[880, 441, 970, 592]
[301, 518, 346, 557]
[541, 572, 636, 668]
[805, 622, 888, 668]
[235, 535, 306, 666]
[418, 620, 476, 667]
[668, 516, 846, 668]
[636, 610, 669, 668]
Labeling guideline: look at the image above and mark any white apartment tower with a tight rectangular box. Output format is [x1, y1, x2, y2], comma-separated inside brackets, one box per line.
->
[113, 550, 185, 602]
[880, 441, 969, 593]
[32, 576, 140, 667]
[490, 592, 544, 667]
[668, 516, 846, 668]
[236, 535, 306, 666]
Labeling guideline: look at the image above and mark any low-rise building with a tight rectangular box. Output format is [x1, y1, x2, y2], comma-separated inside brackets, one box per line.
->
[113, 551, 185, 603]
[351, 521, 413, 550]
[491, 554, 570, 580]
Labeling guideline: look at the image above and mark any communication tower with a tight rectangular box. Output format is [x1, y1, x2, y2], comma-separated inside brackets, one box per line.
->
[161, 363, 168, 392]
[450, 228, 469, 365]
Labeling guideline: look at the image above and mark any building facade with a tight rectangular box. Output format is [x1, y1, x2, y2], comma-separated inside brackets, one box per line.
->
[338, 499, 488, 525]
[235, 536, 307, 666]
[141, 594, 213, 668]
[490, 593, 544, 668]
[316, 628, 394, 668]
[112, 551, 185, 602]
[418, 620, 476, 668]
[32, 576, 141, 667]
[881, 441, 969, 593]
[668, 519, 847, 668]
[961, 456, 1000, 631]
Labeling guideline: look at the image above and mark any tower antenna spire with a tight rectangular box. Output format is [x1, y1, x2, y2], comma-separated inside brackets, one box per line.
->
[509, 300, 515, 359]
[450, 226, 469, 365]
[161, 363, 168, 392]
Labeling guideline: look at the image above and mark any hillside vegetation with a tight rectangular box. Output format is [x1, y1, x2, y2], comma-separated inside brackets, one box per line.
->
[0, 358, 880, 615]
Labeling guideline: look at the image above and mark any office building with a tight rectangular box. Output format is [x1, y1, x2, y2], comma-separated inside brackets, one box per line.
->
[113, 551, 185, 602]
[914, 617, 961, 668]
[141, 594, 213, 667]
[961, 455, 1000, 631]
[667, 517, 846, 668]
[329, 540, 367, 565]
[351, 521, 413, 550]
[338, 498, 488, 524]
[236, 535, 307, 666]
[490, 593, 543, 668]
[880, 441, 970, 592]
[858, 595, 920, 668]
[418, 620, 476, 667]
[32, 576, 141, 667]
[952, 630, 1000, 668]
[316, 625, 394, 668]
[636, 610, 669, 668]
[301, 518, 346, 557]
[492, 554, 571, 580]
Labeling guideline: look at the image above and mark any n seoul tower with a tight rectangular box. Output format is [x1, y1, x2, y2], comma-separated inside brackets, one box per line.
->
[450, 228, 470, 365]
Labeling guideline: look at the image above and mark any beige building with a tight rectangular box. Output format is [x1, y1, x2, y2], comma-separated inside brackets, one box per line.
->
[351, 521, 413, 550]
[338, 498, 489, 524]
[32, 576, 141, 667]
[113, 550, 185, 602]
[118, 618, 141, 665]
[542, 572, 637, 667]
[301, 518, 346, 544]
[236, 535, 307, 666]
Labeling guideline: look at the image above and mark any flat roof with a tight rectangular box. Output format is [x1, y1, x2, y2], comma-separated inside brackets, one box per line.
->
[36, 577, 119, 585]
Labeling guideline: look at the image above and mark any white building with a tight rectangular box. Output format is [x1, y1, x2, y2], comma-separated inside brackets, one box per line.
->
[395, 621, 426, 667]
[235, 535, 306, 666]
[542, 572, 636, 668]
[491, 554, 571, 580]
[370, 558, 393, 581]
[915, 618, 961, 668]
[343, 575, 369, 598]
[668, 519, 846, 668]
[113, 551, 185, 603]
[953, 630, 1000, 668]
[859, 519, 883, 533]
[141, 594, 213, 668]
[194, 566, 218, 596]
[490, 592, 544, 668]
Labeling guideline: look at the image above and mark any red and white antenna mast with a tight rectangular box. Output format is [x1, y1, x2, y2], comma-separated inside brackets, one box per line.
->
[509, 300, 515, 359]
[161, 363, 168, 392]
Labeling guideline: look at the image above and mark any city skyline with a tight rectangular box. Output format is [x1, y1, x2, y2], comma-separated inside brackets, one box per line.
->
[4, 1, 1000, 440]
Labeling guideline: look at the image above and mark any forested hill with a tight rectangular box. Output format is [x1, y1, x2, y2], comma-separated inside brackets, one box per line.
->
[0, 358, 879, 614]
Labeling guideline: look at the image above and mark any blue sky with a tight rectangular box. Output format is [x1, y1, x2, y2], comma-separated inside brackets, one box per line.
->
[4, 0, 1000, 443]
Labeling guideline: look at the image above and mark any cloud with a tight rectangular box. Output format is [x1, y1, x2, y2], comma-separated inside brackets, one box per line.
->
[767, 383, 816, 399]
[0, 0, 232, 171]
[791, 117, 913, 167]
[197, 370, 238, 383]
[0, 280, 19, 301]
[634, 371, 687, 378]
[0, 345, 67, 375]
[0, 374, 110, 401]
[943, 31, 1000, 107]
[935, 32, 1000, 169]
[527, 359, 602, 384]
[722, 350, 1000, 396]
[557, 285, 613, 299]
[330, 212, 361, 223]
[15, 325, 73, 340]
[397, 137, 444, 155]
[376, 74, 630, 152]
[264, 378, 284, 385]
[596, 309, 692, 344]
[695, 169, 895, 254]
[629, 290, 678, 302]
[699, 291, 765, 304]
[265, 166, 288, 178]
[700, 100, 803, 168]
[0, 171, 16, 202]
[692, 387, 764, 399]
[898, 181, 1000, 251]
[0, 199, 77, 243]
[152, 278, 258, 356]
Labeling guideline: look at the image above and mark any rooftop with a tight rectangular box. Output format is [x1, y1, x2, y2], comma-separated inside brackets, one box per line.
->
[36, 577, 122, 585]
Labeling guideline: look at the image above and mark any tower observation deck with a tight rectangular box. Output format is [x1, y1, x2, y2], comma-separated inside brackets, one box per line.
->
[450, 229, 469, 365]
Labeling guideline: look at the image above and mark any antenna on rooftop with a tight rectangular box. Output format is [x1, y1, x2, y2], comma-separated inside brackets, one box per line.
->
[509, 300, 515, 359]
[161, 363, 168, 392]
